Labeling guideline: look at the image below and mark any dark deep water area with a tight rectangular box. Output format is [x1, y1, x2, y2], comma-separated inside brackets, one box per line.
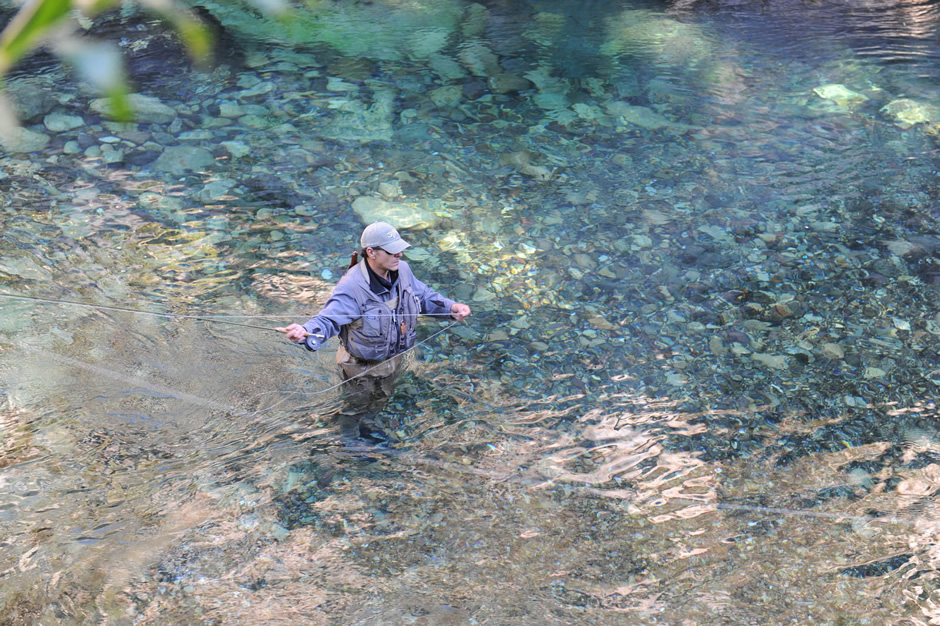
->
[1, 0, 939, 623]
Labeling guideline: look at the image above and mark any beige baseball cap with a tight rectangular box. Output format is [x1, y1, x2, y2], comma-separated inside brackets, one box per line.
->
[360, 221, 410, 254]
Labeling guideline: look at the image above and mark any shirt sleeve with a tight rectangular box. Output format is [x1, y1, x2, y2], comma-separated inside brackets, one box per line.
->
[301, 289, 361, 341]
[411, 274, 456, 318]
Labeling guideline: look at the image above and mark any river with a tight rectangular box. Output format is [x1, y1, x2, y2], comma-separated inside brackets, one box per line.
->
[1, 0, 939, 623]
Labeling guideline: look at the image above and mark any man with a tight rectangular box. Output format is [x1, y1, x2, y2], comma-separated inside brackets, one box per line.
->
[277, 221, 471, 446]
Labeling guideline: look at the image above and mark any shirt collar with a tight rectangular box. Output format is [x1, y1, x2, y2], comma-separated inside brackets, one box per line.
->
[365, 262, 398, 293]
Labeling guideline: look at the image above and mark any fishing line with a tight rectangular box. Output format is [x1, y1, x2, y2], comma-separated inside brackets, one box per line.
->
[9, 322, 466, 424]
[8, 295, 924, 533]
[272, 320, 463, 401]
[716, 502, 914, 527]
[195, 311, 463, 320]
[15, 342, 234, 412]
[1, 290, 472, 415]
[0, 292, 278, 332]
[0, 290, 489, 405]
[225, 320, 466, 423]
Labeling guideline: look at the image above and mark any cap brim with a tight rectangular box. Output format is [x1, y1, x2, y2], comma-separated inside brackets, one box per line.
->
[382, 239, 410, 254]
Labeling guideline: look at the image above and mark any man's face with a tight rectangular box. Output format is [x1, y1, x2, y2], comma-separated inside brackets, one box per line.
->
[369, 247, 402, 275]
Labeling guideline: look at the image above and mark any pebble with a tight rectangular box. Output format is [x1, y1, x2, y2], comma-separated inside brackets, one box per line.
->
[43, 112, 84, 132]
[90, 93, 177, 123]
[587, 315, 617, 331]
[179, 129, 214, 141]
[221, 140, 251, 158]
[102, 146, 124, 164]
[753, 353, 789, 369]
[239, 114, 275, 129]
[820, 343, 845, 359]
[709, 335, 728, 355]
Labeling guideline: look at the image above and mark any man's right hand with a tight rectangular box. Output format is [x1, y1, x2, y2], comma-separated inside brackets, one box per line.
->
[276, 323, 312, 343]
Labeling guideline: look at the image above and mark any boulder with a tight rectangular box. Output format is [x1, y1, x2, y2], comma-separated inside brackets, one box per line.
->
[2, 80, 57, 123]
[352, 196, 443, 230]
[880, 98, 939, 128]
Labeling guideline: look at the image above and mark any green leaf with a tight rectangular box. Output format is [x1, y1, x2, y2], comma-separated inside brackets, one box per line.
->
[138, 0, 213, 65]
[171, 16, 212, 64]
[0, 0, 73, 73]
[105, 84, 133, 122]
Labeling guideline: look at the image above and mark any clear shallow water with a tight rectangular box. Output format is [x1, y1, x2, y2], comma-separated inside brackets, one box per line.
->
[1, 0, 939, 622]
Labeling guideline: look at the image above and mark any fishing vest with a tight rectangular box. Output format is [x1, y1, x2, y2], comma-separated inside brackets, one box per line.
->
[339, 259, 422, 362]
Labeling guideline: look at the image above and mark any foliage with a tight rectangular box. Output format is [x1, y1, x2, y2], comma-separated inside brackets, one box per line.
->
[0, 0, 217, 123]
[0, 0, 464, 126]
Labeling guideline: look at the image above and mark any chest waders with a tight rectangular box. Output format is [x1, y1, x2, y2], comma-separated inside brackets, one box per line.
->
[335, 261, 420, 444]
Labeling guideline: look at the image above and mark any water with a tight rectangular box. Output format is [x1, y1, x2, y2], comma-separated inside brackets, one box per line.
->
[1, 0, 939, 622]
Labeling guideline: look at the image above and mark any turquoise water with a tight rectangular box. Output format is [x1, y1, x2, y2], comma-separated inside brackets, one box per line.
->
[1, 0, 939, 622]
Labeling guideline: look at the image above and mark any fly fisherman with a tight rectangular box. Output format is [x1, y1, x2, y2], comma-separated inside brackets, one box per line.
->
[277, 221, 471, 447]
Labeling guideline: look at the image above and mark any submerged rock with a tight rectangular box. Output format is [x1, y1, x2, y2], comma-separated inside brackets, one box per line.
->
[0, 126, 51, 152]
[752, 352, 789, 370]
[2, 79, 58, 123]
[194, 0, 463, 62]
[148, 145, 216, 174]
[43, 112, 84, 132]
[221, 140, 251, 158]
[91, 93, 178, 124]
[813, 84, 868, 107]
[880, 98, 940, 128]
[351, 196, 443, 230]
[820, 342, 845, 360]
[605, 101, 681, 130]
[317, 89, 395, 143]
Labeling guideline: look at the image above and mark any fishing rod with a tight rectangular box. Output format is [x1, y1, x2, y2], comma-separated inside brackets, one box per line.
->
[0, 291, 469, 334]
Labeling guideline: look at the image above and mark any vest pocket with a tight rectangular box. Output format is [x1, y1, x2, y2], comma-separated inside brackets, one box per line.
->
[346, 306, 391, 361]
[361, 312, 384, 337]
